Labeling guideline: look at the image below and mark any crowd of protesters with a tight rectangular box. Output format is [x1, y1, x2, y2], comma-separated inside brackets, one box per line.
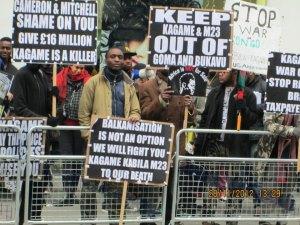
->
[0, 32, 299, 225]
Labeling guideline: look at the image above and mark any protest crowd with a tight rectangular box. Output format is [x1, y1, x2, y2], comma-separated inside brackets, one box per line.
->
[0, 1, 300, 225]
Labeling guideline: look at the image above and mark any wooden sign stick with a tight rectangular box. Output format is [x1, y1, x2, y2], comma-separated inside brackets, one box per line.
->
[237, 111, 242, 131]
[183, 106, 189, 129]
[52, 63, 57, 117]
[183, 106, 189, 149]
[118, 181, 128, 225]
[297, 140, 300, 172]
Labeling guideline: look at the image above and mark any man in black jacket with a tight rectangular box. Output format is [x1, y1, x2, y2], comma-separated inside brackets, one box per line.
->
[12, 64, 52, 117]
[245, 72, 266, 156]
[195, 70, 258, 157]
[194, 69, 258, 225]
[11, 63, 59, 225]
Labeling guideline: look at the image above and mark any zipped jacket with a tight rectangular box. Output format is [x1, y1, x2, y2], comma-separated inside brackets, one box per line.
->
[78, 70, 141, 139]
[11, 65, 50, 117]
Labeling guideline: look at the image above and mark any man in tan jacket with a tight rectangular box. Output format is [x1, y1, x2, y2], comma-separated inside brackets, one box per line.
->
[78, 47, 140, 138]
[78, 47, 140, 224]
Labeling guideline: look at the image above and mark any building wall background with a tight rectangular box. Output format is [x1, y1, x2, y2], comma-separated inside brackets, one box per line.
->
[0, 1, 13, 39]
[267, 0, 300, 54]
[1, 0, 300, 62]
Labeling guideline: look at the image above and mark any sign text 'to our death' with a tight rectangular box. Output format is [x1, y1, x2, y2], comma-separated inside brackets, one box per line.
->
[12, 0, 97, 65]
[85, 118, 174, 186]
[148, 7, 233, 70]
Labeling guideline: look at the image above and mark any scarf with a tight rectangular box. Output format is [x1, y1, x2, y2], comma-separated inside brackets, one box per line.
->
[56, 67, 91, 101]
[103, 66, 123, 83]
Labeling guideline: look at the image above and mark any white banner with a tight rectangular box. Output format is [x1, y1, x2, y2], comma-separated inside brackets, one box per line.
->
[225, 0, 282, 75]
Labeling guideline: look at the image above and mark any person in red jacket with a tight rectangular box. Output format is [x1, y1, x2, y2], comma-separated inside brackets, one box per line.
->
[56, 64, 91, 205]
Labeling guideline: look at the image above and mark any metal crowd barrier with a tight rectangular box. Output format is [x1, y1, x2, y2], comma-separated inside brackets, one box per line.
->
[0, 125, 22, 225]
[24, 126, 167, 224]
[171, 129, 300, 225]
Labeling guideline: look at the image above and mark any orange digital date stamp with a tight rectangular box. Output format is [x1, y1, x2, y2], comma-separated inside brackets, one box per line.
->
[208, 188, 282, 198]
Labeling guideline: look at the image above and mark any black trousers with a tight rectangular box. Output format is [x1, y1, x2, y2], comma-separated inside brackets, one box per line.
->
[58, 130, 84, 194]
[165, 168, 174, 225]
[19, 164, 50, 225]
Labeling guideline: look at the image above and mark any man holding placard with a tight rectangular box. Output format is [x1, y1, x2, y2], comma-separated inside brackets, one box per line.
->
[194, 69, 258, 225]
[12, 64, 58, 120]
[78, 46, 140, 224]
[79, 46, 140, 137]
[255, 51, 300, 225]
[11, 63, 59, 224]
[139, 68, 195, 225]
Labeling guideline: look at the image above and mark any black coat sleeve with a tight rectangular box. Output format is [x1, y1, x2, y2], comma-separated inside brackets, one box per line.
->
[241, 88, 259, 128]
[11, 71, 39, 117]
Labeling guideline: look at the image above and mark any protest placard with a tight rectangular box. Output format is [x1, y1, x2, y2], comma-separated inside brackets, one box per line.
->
[148, 7, 232, 70]
[0, 71, 14, 116]
[0, 117, 46, 191]
[12, 0, 97, 65]
[224, 0, 282, 75]
[84, 117, 174, 186]
[266, 52, 300, 114]
[168, 66, 208, 96]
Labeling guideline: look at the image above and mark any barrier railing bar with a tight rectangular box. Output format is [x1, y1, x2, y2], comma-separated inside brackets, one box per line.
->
[24, 126, 89, 225]
[172, 217, 300, 222]
[177, 155, 297, 163]
[30, 155, 86, 160]
[0, 124, 22, 225]
[25, 125, 165, 225]
[28, 218, 162, 224]
[171, 128, 297, 225]
[176, 128, 270, 135]
[0, 155, 19, 160]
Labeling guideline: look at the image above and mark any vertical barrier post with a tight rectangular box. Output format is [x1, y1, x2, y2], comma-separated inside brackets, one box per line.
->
[170, 129, 185, 225]
[0, 125, 22, 225]
[15, 126, 22, 225]
[24, 126, 35, 225]
[161, 186, 168, 225]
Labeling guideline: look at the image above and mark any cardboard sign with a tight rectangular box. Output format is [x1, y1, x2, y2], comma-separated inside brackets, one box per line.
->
[0, 117, 46, 191]
[85, 118, 174, 186]
[224, 0, 282, 75]
[148, 7, 232, 69]
[168, 66, 208, 96]
[266, 52, 300, 114]
[12, 0, 98, 65]
[0, 71, 14, 116]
